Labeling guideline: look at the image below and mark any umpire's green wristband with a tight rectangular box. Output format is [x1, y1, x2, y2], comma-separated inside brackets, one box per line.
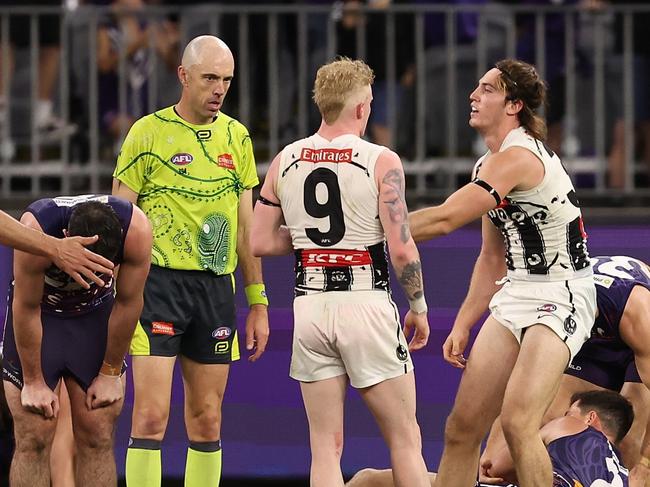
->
[245, 283, 268, 307]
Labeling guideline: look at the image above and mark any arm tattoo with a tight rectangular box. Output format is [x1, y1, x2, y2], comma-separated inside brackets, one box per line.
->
[381, 168, 412, 243]
[398, 260, 424, 302]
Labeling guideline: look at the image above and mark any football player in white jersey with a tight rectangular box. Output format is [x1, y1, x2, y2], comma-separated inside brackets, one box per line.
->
[409, 59, 596, 487]
[251, 57, 431, 487]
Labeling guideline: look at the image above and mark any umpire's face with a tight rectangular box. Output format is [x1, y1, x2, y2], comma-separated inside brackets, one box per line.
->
[181, 48, 235, 122]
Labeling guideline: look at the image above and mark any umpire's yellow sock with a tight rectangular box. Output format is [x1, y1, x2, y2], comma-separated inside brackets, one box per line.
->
[184, 440, 222, 487]
[125, 438, 162, 487]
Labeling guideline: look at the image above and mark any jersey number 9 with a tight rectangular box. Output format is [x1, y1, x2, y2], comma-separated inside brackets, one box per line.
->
[304, 168, 346, 247]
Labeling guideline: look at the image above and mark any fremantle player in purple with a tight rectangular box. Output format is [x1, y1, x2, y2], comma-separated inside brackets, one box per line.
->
[478, 255, 650, 485]
[348, 390, 637, 487]
[544, 256, 650, 481]
[0, 203, 114, 289]
[1, 195, 152, 487]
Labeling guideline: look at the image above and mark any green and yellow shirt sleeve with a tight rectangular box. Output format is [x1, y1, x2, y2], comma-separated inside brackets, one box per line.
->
[236, 124, 259, 191]
[113, 117, 154, 194]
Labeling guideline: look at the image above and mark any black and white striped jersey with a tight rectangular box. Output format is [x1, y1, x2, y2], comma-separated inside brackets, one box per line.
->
[476, 127, 591, 281]
[276, 133, 390, 296]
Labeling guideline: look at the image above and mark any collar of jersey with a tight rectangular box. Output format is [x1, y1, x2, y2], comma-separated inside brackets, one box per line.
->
[171, 105, 220, 129]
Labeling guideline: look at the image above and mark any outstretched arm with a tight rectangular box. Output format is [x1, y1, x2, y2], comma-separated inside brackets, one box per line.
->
[408, 147, 540, 242]
[0, 210, 113, 289]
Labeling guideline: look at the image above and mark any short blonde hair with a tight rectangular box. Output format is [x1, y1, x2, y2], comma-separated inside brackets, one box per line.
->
[313, 57, 375, 124]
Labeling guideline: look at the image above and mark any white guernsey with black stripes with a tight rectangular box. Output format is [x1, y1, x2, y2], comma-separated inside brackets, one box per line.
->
[275, 133, 390, 296]
[474, 127, 591, 281]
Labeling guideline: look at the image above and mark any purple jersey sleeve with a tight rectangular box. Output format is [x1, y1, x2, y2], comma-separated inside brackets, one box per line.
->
[591, 256, 650, 343]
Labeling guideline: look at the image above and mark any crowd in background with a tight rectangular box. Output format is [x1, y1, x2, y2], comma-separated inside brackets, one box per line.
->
[0, 0, 649, 190]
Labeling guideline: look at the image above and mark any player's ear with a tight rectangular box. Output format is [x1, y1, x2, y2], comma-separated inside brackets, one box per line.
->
[506, 98, 523, 116]
[586, 410, 597, 425]
[178, 66, 189, 87]
[355, 102, 364, 120]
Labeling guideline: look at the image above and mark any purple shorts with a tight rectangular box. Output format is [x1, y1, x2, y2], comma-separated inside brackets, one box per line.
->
[566, 339, 641, 391]
[2, 294, 114, 392]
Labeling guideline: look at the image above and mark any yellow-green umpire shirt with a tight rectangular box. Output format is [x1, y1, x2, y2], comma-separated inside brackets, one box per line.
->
[113, 106, 259, 274]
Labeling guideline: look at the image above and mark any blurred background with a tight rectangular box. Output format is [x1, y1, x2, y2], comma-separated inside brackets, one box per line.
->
[0, 0, 649, 485]
[0, 0, 649, 202]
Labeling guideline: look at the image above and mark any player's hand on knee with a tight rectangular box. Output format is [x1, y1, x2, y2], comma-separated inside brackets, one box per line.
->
[404, 310, 430, 351]
[442, 326, 469, 369]
[21, 381, 59, 419]
[86, 373, 123, 409]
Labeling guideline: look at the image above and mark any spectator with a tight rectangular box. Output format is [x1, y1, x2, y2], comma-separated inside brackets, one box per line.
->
[308, 0, 414, 147]
[95, 0, 179, 155]
[0, 0, 77, 155]
[601, 0, 650, 189]
[504, 0, 581, 156]
[396, 0, 489, 159]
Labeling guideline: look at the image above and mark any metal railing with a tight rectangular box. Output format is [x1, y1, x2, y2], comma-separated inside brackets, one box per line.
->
[0, 2, 649, 199]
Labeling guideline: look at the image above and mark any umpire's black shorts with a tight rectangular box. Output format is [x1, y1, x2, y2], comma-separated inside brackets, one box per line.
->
[130, 265, 239, 364]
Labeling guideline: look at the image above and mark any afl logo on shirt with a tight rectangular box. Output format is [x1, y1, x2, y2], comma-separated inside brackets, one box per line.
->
[171, 153, 194, 166]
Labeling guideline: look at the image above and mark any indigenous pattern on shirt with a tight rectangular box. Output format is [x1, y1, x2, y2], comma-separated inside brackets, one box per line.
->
[26, 195, 133, 316]
[276, 134, 390, 296]
[590, 255, 650, 345]
[548, 427, 628, 487]
[476, 127, 591, 281]
[113, 106, 258, 274]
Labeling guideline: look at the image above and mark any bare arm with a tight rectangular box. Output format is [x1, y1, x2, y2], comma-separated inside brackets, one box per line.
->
[86, 207, 152, 409]
[104, 208, 152, 368]
[442, 216, 506, 367]
[376, 150, 429, 351]
[0, 210, 113, 288]
[479, 416, 508, 484]
[238, 187, 271, 362]
[377, 150, 424, 304]
[408, 148, 542, 242]
[620, 286, 650, 476]
[12, 213, 61, 418]
[97, 28, 118, 73]
[486, 416, 585, 484]
[250, 153, 292, 257]
[238, 188, 266, 285]
[112, 178, 140, 204]
[12, 215, 49, 386]
[346, 468, 436, 487]
[454, 217, 506, 331]
[108, 179, 145, 362]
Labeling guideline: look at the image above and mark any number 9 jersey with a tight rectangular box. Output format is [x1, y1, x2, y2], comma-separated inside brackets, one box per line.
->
[275, 133, 390, 296]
